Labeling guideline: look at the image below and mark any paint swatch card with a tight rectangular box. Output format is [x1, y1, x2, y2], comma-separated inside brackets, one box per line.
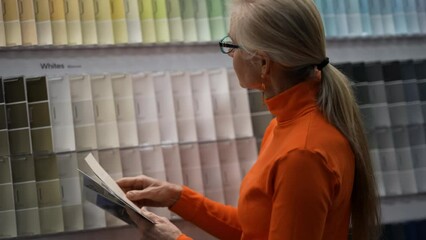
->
[0, 132, 8, 158]
[207, 0, 225, 40]
[0, 157, 12, 184]
[333, 0, 349, 36]
[90, 74, 120, 149]
[236, 137, 258, 178]
[111, 74, 139, 147]
[0, 184, 14, 211]
[47, 76, 76, 153]
[0, 210, 17, 238]
[0, 2, 6, 46]
[3, 0, 22, 45]
[18, 0, 38, 45]
[139, 0, 157, 43]
[4, 77, 32, 155]
[383, 62, 409, 127]
[181, 0, 197, 42]
[34, 0, 53, 45]
[168, 0, 184, 42]
[120, 148, 143, 177]
[346, 0, 363, 36]
[251, 112, 273, 139]
[0, 79, 9, 157]
[194, 0, 211, 41]
[125, 0, 142, 43]
[208, 68, 235, 140]
[111, 0, 129, 44]
[400, 60, 423, 125]
[368, 0, 384, 35]
[152, 72, 179, 144]
[57, 154, 83, 214]
[80, 0, 98, 44]
[153, 0, 170, 42]
[15, 208, 41, 236]
[82, 199, 106, 229]
[198, 142, 225, 203]
[218, 140, 241, 206]
[405, 0, 421, 34]
[70, 75, 98, 151]
[62, 204, 84, 231]
[39, 206, 64, 234]
[392, 127, 418, 194]
[359, 0, 372, 35]
[65, 0, 83, 45]
[222, 0, 230, 32]
[50, 0, 68, 45]
[392, 0, 408, 34]
[380, 0, 395, 35]
[162, 144, 184, 185]
[190, 70, 216, 141]
[321, 0, 338, 37]
[417, 0, 426, 33]
[132, 73, 161, 145]
[179, 143, 204, 194]
[170, 71, 197, 143]
[365, 62, 392, 129]
[94, 0, 114, 44]
[228, 70, 253, 138]
[26, 76, 53, 154]
[98, 149, 125, 181]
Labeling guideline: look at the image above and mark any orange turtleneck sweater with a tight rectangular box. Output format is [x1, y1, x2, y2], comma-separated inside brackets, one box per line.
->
[170, 79, 355, 240]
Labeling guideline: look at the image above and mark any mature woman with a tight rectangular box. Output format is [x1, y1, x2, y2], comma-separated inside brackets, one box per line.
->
[117, 0, 381, 239]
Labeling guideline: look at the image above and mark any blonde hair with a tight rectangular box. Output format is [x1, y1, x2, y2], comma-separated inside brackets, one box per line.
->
[231, 0, 380, 239]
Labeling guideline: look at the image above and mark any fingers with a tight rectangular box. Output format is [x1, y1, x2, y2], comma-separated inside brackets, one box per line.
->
[126, 207, 156, 229]
[140, 208, 162, 223]
[116, 176, 146, 188]
[126, 186, 158, 201]
[117, 175, 159, 189]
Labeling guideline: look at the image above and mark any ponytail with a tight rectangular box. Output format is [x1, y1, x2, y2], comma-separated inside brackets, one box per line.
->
[318, 65, 381, 240]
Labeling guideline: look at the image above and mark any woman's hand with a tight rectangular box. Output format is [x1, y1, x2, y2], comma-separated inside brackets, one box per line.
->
[127, 207, 182, 240]
[117, 175, 182, 208]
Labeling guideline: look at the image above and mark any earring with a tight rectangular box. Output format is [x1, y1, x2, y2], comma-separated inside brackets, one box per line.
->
[261, 82, 266, 102]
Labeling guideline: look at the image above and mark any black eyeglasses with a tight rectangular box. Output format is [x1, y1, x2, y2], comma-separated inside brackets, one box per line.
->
[219, 35, 240, 54]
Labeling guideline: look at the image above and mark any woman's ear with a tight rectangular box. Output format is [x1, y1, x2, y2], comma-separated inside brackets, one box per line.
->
[258, 53, 271, 79]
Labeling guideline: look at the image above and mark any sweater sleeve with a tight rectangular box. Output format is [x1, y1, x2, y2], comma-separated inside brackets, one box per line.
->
[269, 149, 339, 240]
[176, 234, 192, 240]
[170, 186, 242, 240]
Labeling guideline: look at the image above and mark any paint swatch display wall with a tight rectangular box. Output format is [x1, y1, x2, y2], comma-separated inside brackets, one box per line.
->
[0, 0, 231, 46]
[1, 0, 426, 47]
[0, 68, 258, 238]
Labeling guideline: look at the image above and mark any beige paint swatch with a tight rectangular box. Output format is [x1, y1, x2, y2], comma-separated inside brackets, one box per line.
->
[50, 0, 68, 45]
[34, 0, 53, 45]
[3, 0, 22, 45]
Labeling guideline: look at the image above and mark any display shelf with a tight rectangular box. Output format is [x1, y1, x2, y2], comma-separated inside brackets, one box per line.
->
[1, 219, 216, 240]
[381, 193, 426, 224]
[1, 33, 426, 51]
[2, 194, 426, 240]
[1, 35, 426, 78]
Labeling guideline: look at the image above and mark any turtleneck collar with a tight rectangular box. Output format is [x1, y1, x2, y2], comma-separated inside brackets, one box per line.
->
[265, 79, 320, 123]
